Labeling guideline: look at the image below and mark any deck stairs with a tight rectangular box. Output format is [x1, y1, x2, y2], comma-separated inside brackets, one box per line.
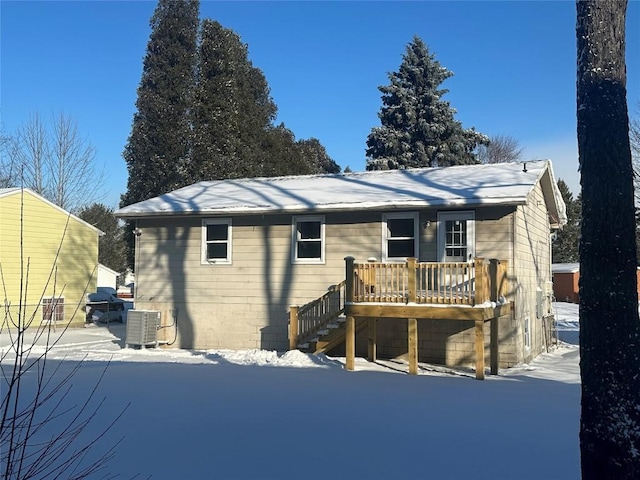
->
[290, 280, 368, 354]
[297, 315, 369, 354]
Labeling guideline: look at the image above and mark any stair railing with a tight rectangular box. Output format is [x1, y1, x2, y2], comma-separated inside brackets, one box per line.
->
[289, 281, 346, 350]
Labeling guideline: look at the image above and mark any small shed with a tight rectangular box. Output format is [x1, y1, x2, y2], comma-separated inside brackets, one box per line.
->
[97, 264, 120, 290]
[552, 263, 640, 304]
[551, 263, 580, 303]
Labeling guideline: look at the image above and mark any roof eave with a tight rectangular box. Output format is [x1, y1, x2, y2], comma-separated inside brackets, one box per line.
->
[115, 197, 528, 219]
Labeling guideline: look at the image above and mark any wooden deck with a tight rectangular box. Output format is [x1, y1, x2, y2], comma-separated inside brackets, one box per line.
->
[289, 257, 511, 379]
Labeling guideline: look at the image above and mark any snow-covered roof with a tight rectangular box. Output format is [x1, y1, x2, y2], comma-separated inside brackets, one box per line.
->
[552, 263, 580, 274]
[116, 160, 567, 226]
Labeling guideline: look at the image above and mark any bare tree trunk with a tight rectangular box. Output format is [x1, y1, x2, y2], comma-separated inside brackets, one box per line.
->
[16, 112, 50, 197]
[6, 111, 100, 212]
[577, 1, 640, 478]
[50, 112, 97, 212]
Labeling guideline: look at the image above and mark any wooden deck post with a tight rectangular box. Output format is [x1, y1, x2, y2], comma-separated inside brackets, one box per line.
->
[475, 319, 485, 380]
[345, 256, 356, 371]
[407, 257, 417, 303]
[474, 258, 487, 305]
[346, 315, 356, 371]
[408, 317, 418, 375]
[368, 318, 377, 362]
[498, 259, 509, 299]
[289, 306, 299, 350]
[345, 256, 355, 304]
[490, 315, 499, 375]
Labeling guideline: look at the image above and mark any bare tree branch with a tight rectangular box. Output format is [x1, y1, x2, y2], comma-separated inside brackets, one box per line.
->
[4, 111, 103, 212]
[476, 134, 524, 164]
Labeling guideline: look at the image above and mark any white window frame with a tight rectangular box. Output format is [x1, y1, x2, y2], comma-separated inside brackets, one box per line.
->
[437, 210, 475, 262]
[292, 215, 325, 265]
[382, 212, 419, 262]
[201, 218, 232, 265]
[42, 296, 64, 323]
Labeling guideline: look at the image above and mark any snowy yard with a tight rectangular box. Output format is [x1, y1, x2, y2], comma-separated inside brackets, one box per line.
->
[2, 303, 581, 479]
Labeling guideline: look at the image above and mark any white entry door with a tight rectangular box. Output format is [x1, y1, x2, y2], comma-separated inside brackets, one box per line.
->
[436, 211, 476, 297]
[437, 211, 475, 263]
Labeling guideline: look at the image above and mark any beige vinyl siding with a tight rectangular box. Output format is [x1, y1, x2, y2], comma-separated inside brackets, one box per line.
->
[513, 181, 554, 363]
[134, 207, 523, 357]
[134, 212, 384, 350]
[0, 191, 99, 327]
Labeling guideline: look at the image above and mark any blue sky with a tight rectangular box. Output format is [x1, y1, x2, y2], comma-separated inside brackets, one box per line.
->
[2, 1, 639, 208]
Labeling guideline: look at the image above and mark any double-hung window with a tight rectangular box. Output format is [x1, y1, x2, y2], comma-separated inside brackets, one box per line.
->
[202, 219, 232, 264]
[382, 212, 418, 261]
[292, 215, 325, 264]
[42, 297, 64, 323]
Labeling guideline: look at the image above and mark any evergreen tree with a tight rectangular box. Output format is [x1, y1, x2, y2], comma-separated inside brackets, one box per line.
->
[191, 19, 277, 181]
[259, 124, 314, 177]
[552, 179, 581, 263]
[576, 1, 640, 477]
[77, 203, 128, 276]
[121, 0, 199, 206]
[297, 138, 341, 174]
[191, 19, 243, 182]
[191, 20, 337, 181]
[366, 36, 488, 170]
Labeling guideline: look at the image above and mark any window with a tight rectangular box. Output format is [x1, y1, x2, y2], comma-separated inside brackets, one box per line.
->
[292, 216, 325, 264]
[42, 297, 64, 323]
[524, 316, 531, 351]
[437, 211, 475, 262]
[382, 212, 418, 261]
[202, 219, 232, 264]
[444, 219, 467, 258]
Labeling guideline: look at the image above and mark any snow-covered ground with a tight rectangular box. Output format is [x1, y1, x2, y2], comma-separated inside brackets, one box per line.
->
[2, 302, 581, 479]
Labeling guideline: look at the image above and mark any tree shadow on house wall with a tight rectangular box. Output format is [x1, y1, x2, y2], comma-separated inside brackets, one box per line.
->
[139, 162, 550, 353]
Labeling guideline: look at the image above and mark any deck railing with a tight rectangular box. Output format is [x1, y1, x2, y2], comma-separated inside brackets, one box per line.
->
[289, 258, 508, 350]
[348, 257, 507, 306]
[289, 281, 345, 349]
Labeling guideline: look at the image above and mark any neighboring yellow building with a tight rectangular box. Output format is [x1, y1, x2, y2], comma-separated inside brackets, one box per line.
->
[0, 188, 103, 328]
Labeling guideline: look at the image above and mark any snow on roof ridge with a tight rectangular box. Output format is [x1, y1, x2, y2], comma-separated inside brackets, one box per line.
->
[116, 160, 555, 218]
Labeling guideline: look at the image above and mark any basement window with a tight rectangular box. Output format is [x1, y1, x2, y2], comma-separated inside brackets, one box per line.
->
[292, 216, 325, 264]
[42, 297, 64, 323]
[202, 219, 232, 264]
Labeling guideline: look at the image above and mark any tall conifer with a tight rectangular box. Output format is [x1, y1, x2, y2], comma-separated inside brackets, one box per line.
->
[552, 180, 581, 263]
[366, 36, 487, 170]
[121, 0, 199, 206]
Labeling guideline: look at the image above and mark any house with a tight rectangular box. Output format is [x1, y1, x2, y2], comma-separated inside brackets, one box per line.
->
[116, 160, 566, 372]
[0, 188, 102, 328]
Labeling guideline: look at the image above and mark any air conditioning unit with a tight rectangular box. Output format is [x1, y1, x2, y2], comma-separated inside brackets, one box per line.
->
[126, 310, 160, 348]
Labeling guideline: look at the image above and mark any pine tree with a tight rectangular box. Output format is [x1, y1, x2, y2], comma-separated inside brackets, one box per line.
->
[552, 179, 581, 263]
[191, 19, 243, 182]
[297, 138, 341, 174]
[577, 1, 640, 477]
[121, 0, 199, 206]
[191, 20, 337, 181]
[366, 36, 488, 170]
[192, 19, 284, 181]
